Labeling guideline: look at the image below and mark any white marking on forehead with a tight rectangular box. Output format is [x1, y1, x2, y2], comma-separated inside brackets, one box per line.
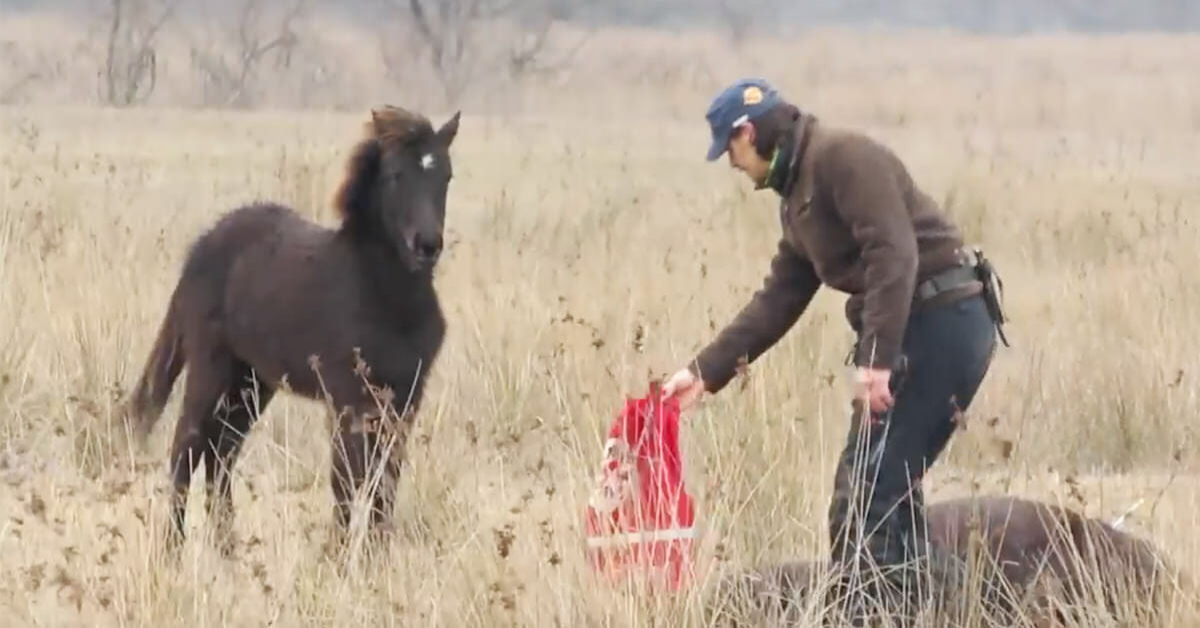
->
[420, 153, 435, 170]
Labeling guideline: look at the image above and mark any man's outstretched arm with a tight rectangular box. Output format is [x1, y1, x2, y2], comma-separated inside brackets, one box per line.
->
[688, 238, 822, 394]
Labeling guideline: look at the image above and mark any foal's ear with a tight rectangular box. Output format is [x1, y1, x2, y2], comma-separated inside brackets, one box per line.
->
[370, 108, 392, 138]
[436, 111, 461, 146]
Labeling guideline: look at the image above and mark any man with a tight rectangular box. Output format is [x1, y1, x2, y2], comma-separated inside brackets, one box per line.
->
[662, 78, 1005, 624]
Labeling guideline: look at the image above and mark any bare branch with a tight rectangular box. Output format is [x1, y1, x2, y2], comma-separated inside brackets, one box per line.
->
[406, 0, 444, 68]
[0, 42, 49, 105]
[99, 0, 179, 107]
[102, 0, 122, 102]
[188, 0, 308, 108]
[380, 0, 596, 106]
[715, 0, 753, 48]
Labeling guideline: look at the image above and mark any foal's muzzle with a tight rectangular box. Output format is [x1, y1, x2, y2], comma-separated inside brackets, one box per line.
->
[411, 232, 443, 268]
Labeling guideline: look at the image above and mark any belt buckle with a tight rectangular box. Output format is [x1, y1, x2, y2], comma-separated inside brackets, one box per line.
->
[960, 246, 981, 268]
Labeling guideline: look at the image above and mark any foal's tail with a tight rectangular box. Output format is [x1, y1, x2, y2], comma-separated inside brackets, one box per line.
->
[121, 296, 185, 447]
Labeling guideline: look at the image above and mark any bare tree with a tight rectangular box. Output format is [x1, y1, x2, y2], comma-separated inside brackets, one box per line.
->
[506, 0, 593, 80]
[188, 0, 307, 108]
[0, 41, 52, 105]
[98, 0, 180, 107]
[715, 0, 753, 48]
[382, 0, 495, 106]
[378, 0, 593, 108]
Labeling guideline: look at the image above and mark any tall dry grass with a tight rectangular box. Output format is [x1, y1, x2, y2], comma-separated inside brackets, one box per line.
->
[1, 22, 1199, 627]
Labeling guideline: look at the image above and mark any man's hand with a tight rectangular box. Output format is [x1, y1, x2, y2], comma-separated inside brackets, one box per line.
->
[661, 367, 705, 411]
[855, 366, 894, 414]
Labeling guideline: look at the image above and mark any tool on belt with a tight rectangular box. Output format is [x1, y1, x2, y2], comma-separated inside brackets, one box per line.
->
[913, 246, 1011, 347]
[968, 246, 1010, 347]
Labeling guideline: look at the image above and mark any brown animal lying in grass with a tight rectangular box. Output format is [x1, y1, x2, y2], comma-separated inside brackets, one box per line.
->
[707, 495, 1184, 627]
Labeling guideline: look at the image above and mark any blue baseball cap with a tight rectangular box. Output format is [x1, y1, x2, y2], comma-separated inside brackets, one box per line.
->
[704, 78, 782, 161]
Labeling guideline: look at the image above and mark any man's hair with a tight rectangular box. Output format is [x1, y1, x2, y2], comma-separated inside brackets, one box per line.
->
[744, 101, 802, 160]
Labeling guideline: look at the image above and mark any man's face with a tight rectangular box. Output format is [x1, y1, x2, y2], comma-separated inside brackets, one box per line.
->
[726, 122, 771, 186]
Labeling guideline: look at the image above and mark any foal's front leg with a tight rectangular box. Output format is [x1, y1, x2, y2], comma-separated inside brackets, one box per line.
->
[370, 404, 417, 539]
[328, 406, 392, 548]
[330, 408, 366, 543]
[328, 402, 413, 555]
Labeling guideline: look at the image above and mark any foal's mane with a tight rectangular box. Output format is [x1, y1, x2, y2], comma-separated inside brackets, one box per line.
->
[333, 106, 435, 223]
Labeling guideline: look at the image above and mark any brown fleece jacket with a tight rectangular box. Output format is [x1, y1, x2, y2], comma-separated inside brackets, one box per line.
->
[690, 114, 977, 393]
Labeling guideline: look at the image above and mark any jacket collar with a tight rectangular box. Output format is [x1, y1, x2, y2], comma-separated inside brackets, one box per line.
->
[772, 113, 818, 212]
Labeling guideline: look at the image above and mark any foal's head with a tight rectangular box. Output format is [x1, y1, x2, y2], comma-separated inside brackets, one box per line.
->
[335, 105, 461, 273]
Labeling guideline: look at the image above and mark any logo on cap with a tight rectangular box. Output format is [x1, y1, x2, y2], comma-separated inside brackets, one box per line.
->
[743, 86, 764, 105]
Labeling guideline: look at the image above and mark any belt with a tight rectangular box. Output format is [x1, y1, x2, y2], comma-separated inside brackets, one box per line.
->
[844, 250, 987, 367]
[913, 249, 981, 304]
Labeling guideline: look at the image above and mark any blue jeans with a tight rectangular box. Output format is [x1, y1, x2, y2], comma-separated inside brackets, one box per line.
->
[827, 293, 998, 624]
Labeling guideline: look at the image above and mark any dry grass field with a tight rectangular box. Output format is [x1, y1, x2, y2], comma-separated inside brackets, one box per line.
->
[2, 17, 1200, 627]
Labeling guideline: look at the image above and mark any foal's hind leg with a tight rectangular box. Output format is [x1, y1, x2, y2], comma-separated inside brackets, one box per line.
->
[167, 351, 234, 552]
[204, 362, 274, 557]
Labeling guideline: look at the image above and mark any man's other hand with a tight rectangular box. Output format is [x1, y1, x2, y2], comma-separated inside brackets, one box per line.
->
[855, 366, 894, 414]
